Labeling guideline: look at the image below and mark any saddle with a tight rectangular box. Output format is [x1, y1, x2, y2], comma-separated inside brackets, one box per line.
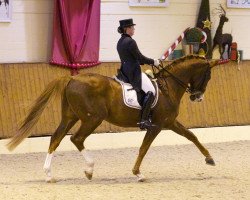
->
[114, 70, 159, 110]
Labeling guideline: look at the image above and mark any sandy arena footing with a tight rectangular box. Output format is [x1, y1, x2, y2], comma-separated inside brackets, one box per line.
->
[0, 126, 249, 199]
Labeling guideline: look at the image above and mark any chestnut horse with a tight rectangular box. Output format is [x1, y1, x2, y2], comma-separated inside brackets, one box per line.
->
[7, 55, 219, 182]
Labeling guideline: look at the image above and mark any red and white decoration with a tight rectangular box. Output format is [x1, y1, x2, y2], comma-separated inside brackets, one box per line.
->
[160, 27, 190, 60]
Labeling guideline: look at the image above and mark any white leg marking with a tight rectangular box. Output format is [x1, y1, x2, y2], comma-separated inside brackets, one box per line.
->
[82, 150, 94, 175]
[43, 153, 54, 182]
[136, 173, 146, 182]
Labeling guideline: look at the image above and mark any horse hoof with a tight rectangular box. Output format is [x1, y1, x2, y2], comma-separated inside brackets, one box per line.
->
[136, 173, 146, 182]
[46, 177, 56, 183]
[205, 157, 216, 166]
[85, 171, 93, 180]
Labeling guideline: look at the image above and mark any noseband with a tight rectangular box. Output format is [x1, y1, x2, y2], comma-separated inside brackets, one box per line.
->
[152, 61, 210, 95]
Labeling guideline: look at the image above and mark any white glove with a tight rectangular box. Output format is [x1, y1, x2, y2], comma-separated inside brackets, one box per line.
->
[154, 59, 160, 67]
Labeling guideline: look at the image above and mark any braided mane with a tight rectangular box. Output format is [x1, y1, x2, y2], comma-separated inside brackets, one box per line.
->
[164, 55, 206, 70]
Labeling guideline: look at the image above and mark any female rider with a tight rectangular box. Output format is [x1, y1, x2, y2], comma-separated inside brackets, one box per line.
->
[117, 18, 160, 130]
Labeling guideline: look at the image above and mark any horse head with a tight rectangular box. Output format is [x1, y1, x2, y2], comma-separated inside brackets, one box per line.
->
[189, 62, 211, 102]
[189, 58, 221, 102]
[155, 55, 220, 103]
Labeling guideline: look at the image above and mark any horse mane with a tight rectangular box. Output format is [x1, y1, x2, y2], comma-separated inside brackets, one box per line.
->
[164, 55, 206, 70]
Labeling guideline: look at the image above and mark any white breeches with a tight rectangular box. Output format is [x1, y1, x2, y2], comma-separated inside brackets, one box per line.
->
[141, 73, 155, 95]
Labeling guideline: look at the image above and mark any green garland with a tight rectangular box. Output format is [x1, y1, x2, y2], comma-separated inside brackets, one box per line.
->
[185, 28, 203, 43]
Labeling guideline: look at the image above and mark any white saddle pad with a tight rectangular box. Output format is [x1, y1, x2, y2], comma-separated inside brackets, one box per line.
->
[113, 76, 159, 110]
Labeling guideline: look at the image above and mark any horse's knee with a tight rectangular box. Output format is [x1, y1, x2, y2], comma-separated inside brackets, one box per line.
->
[70, 135, 84, 151]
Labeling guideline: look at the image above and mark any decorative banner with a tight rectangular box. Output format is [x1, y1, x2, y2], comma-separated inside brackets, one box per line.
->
[160, 27, 190, 60]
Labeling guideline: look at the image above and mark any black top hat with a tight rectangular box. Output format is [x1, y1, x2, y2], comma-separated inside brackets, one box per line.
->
[119, 18, 136, 28]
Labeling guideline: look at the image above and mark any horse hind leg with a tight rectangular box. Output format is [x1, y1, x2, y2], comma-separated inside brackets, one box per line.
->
[65, 81, 107, 180]
[70, 117, 103, 180]
[43, 97, 78, 183]
[44, 117, 78, 183]
[44, 118, 78, 183]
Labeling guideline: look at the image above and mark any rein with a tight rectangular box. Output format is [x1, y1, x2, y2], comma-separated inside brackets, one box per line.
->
[152, 61, 193, 94]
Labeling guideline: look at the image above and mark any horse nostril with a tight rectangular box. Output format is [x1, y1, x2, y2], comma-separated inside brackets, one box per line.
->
[190, 95, 196, 101]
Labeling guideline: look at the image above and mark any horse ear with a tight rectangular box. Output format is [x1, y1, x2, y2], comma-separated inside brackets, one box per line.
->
[209, 60, 221, 68]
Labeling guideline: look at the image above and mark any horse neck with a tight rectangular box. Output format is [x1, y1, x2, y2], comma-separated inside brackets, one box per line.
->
[157, 64, 191, 105]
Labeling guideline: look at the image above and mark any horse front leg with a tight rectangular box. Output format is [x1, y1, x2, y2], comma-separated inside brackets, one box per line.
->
[167, 120, 215, 166]
[132, 127, 161, 182]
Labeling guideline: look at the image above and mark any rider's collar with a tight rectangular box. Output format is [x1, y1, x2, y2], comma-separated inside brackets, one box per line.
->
[122, 33, 131, 38]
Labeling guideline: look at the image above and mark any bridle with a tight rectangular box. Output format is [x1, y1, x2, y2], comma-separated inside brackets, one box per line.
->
[152, 60, 211, 95]
[191, 64, 211, 94]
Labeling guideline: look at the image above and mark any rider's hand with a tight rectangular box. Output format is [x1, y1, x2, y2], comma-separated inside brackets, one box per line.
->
[154, 59, 160, 67]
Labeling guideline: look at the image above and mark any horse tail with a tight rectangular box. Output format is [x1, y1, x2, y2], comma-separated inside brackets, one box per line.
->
[7, 76, 72, 151]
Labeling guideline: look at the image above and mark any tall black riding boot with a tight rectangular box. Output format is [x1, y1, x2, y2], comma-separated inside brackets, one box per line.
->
[138, 91, 155, 130]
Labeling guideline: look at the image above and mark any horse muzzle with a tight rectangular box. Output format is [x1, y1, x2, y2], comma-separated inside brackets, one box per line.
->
[190, 92, 204, 102]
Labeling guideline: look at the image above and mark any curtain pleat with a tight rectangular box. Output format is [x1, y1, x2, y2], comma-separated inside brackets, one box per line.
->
[50, 0, 101, 69]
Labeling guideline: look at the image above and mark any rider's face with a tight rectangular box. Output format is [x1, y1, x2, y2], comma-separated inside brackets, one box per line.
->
[125, 26, 135, 36]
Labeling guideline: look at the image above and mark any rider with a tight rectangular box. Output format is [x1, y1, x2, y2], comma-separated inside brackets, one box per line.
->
[117, 18, 160, 130]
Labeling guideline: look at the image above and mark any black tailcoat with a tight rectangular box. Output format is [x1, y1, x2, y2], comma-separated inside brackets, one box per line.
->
[117, 34, 154, 91]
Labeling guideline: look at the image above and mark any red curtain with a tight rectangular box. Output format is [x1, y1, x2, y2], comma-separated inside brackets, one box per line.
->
[50, 0, 101, 70]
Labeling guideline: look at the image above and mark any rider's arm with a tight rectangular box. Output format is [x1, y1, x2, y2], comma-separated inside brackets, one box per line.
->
[128, 39, 154, 65]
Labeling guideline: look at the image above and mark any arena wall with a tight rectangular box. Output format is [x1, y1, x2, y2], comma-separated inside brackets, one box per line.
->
[0, 1, 249, 138]
[0, 61, 249, 138]
[0, 0, 250, 63]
